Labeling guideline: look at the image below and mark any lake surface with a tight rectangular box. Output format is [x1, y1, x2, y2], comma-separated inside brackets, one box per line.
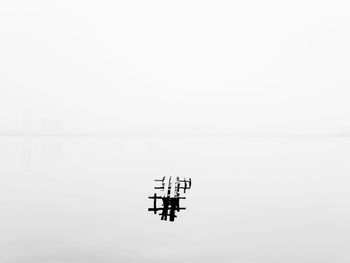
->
[0, 136, 349, 263]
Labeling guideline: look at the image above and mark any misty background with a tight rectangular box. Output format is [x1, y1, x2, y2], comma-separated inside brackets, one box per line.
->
[1, 1, 350, 263]
[1, 0, 350, 135]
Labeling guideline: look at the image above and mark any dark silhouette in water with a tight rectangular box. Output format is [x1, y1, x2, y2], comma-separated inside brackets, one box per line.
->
[148, 176, 191, 222]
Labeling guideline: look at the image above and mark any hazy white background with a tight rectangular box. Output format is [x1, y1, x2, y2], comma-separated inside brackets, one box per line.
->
[0, 1, 350, 263]
[1, 0, 350, 134]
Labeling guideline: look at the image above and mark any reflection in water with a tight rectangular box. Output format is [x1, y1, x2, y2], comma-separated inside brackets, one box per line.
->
[40, 140, 63, 162]
[0, 136, 349, 263]
[19, 138, 63, 168]
[148, 176, 192, 222]
[21, 140, 32, 168]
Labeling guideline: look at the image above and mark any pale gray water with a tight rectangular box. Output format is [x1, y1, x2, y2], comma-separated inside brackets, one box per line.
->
[0, 136, 349, 263]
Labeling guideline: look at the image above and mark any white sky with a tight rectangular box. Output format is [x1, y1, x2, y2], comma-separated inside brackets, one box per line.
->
[1, 0, 349, 134]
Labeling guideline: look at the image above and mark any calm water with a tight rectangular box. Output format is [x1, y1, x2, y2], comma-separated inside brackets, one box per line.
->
[0, 136, 349, 263]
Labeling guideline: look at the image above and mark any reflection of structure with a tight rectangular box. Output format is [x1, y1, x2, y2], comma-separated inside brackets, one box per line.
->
[148, 176, 192, 222]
